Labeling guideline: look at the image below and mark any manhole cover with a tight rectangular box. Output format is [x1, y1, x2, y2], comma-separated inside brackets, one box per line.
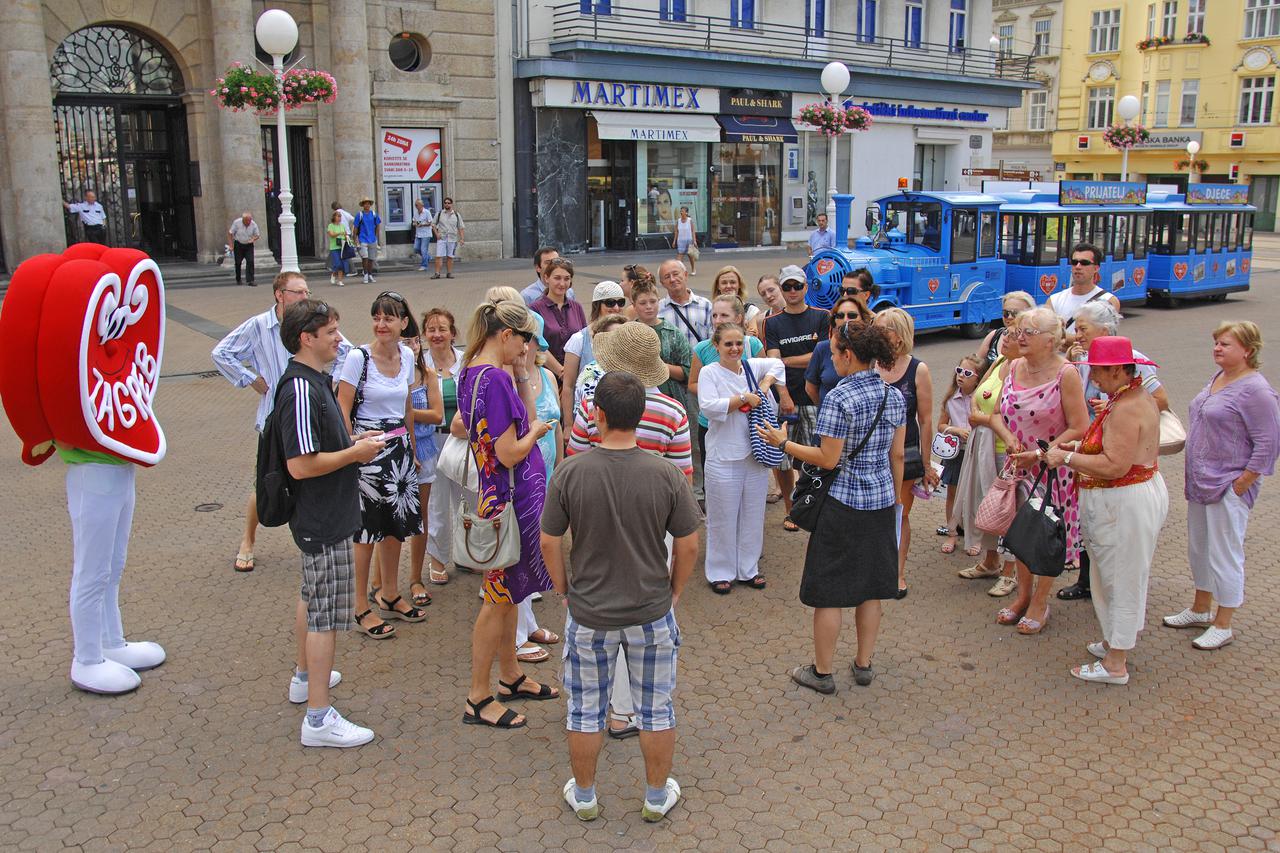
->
[194, 503, 223, 512]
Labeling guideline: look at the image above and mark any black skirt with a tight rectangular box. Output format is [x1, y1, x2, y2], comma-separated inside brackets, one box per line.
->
[799, 499, 899, 608]
[940, 450, 965, 486]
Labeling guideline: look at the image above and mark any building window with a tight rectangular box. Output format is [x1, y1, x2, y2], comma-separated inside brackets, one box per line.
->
[1179, 79, 1199, 126]
[731, 0, 756, 29]
[659, 0, 688, 22]
[1090, 9, 1121, 53]
[1146, 3, 1157, 38]
[949, 0, 968, 52]
[1087, 86, 1115, 129]
[1161, 1, 1178, 38]
[1186, 0, 1205, 34]
[1245, 0, 1280, 38]
[1033, 19, 1052, 55]
[1028, 90, 1048, 130]
[1154, 80, 1170, 127]
[809, 0, 826, 36]
[998, 25, 1014, 57]
[579, 0, 611, 13]
[857, 0, 878, 42]
[1240, 76, 1276, 124]
[905, 0, 924, 48]
[388, 34, 431, 72]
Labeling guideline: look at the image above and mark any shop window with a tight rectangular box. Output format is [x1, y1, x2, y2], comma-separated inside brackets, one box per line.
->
[389, 34, 431, 72]
[639, 141, 707, 238]
[980, 211, 998, 257]
[952, 209, 978, 264]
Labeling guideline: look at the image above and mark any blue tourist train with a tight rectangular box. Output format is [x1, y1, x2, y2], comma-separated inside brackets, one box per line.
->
[804, 181, 1256, 335]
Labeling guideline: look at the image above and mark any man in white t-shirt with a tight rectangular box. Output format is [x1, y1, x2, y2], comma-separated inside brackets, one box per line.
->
[1049, 243, 1121, 347]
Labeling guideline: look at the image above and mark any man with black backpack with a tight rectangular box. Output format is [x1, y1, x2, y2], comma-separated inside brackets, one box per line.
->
[271, 299, 385, 747]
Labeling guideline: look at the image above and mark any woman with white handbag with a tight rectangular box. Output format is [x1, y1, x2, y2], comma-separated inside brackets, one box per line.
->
[421, 308, 465, 585]
[456, 299, 557, 730]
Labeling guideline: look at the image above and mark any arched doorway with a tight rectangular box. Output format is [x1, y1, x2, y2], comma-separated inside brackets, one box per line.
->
[50, 25, 196, 259]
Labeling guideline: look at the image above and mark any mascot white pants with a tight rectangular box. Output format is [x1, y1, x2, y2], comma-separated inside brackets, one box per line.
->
[66, 463, 165, 693]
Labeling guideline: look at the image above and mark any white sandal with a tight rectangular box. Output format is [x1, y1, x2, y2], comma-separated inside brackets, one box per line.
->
[1087, 641, 1107, 659]
[1071, 660, 1128, 685]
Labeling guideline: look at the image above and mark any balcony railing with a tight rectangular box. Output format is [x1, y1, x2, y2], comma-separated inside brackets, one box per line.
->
[550, 3, 1036, 81]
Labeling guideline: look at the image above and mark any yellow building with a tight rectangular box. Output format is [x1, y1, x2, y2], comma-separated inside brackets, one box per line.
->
[1053, 1, 1280, 228]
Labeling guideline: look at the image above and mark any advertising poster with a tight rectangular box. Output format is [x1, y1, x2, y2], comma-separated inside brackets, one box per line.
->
[381, 128, 442, 182]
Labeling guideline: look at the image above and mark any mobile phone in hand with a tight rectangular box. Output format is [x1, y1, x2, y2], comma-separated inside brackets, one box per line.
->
[382, 426, 408, 440]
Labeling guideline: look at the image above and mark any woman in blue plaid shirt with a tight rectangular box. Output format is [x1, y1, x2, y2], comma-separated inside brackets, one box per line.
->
[758, 322, 906, 694]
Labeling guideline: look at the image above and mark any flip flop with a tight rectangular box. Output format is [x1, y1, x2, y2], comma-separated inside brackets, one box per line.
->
[233, 552, 255, 572]
[1071, 660, 1129, 685]
[517, 643, 549, 663]
[529, 628, 560, 645]
[709, 581, 732, 595]
[428, 566, 450, 585]
[410, 583, 432, 608]
[737, 575, 767, 590]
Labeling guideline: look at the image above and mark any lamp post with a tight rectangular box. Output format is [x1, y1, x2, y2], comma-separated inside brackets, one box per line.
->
[1116, 95, 1141, 181]
[820, 61, 850, 220]
[256, 9, 300, 273]
[1186, 139, 1201, 186]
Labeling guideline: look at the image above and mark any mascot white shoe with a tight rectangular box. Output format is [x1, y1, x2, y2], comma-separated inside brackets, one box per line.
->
[0, 245, 168, 695]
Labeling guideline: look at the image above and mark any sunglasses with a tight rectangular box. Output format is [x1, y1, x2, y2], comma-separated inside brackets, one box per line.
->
[833, 311, 860, 320]
[301, 301, 332, 332]
[598, 298, 627, 309]
[511, 329, 534, 344]
[955, 366, 977, 378]
[623, 264, 638, 272]
[840, 286, 862, 296]
[780, 281, 806, 292]
[1013, 327, 1046, 339]
[1002, 309, 1020, 319]
[377, 291, 408, 306]
[1069, 258, 1096, 267]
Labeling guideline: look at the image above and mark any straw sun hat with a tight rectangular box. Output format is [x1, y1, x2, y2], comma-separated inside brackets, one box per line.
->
[592, 322, 670, 389]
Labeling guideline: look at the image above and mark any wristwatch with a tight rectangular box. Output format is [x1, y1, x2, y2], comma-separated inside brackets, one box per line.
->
[1064, 451, 1075, 467]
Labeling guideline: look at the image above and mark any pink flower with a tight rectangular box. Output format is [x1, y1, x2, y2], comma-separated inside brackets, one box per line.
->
[240, 86, 248, 93]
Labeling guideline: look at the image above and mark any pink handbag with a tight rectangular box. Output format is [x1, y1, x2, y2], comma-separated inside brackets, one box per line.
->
[975, 460, 1019, 536]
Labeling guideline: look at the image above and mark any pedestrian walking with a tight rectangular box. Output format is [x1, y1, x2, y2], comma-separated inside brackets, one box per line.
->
[412, 199, 434, 271]
[227, 211, 261, 286]
[276, 299, 384, 747]
[432, 197, 465, 279]
[353, 199, 381, 284]
[544, 370, 700, 823]
[63, 190, 108, 245]
[212, 272, 348, 573]
[326, 211, 351, 287]
[671, 206, 699, 276]
[331, 202, 355, 275]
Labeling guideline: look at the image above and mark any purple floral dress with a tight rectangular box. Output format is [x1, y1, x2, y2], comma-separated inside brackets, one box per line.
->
[458, 365, 551, 604]
[1000, 360, 1081, 561]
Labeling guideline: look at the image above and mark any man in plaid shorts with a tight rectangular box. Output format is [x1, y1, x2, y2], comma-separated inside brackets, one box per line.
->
[276, 299, 386, 747]
[541, 371, 702, 823]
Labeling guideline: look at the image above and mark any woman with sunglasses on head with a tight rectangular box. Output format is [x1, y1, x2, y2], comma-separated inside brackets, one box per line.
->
[421, 308, 464, 586]
[560, 282, 628, 433]
[337, 292, 426, 639]
[456, 299, 557, 729]
[979, 291, 1036, 369]
[806, 297, 875, 408]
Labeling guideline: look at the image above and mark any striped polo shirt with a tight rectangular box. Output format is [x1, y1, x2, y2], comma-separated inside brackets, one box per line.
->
[567, 387, 693, 476]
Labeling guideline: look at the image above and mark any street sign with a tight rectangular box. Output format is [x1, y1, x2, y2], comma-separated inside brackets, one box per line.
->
[963, 168, 1042, 181]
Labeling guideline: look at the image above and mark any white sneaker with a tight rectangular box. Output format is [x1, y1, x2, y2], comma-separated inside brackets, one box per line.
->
[1163, 608, 1213, 629]
[300, 707, 374, 747]
[562, 779, 599, 821]
[101, 641, 166, 671]
[70, 659, 141, 695]
[641, 777, 681, 822]
[1192, 626, 1234, 650]
[987, 576, 1018, 597]
[329, 274, 336, 285]
[369, 275, 377, 283]
[288, 670, 342, 704]
[363, 274, 371, 284]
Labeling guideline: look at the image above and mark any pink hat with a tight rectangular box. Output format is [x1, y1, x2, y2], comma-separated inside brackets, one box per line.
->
[1083, 336, 1157, 367]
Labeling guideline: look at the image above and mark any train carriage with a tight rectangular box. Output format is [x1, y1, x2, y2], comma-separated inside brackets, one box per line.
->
[1145, 185, 1255, 303]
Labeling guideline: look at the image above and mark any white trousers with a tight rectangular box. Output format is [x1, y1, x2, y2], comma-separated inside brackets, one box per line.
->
[704, 457, 769, 583]
[516, 598, 539, 649]
[1080, 474, 1169, 650]
[426, 437, 462, 566]
[66, 464, 136, 665]
[1187, 490, 1250, 609]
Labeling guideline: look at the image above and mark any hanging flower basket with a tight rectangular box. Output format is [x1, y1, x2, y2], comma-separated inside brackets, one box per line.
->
[1174, 158, 1209, 172]
[1137, 36, 1172, 51]
[1103, 124, 1151, 150]
[843, 105, 873, 132]
[210, 62, 280, 113]
[798, 102, 849, 137]
[281, 68, 338, 108]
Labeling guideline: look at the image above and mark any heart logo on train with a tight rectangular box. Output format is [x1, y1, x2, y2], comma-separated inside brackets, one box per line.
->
[1132, 267, 1145, 286]
[0, 246, 166, 466]
[1212, 261, 1220, 273]
[815, 259, 836, 277]
[927, 278, 940, 293]
[416, 142, 441, 180]
[1242, 258, 1251, 273]
[1039, 273, 1057, 296]
[1173, 262, 1188, 280]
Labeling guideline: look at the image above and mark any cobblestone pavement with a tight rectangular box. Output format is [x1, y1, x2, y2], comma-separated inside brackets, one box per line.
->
[3, 242, 1280, 851]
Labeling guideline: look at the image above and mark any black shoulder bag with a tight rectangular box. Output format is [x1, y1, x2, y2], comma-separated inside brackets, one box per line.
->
[789, 384, 890, 533]
[1002, 463, 1067, 577]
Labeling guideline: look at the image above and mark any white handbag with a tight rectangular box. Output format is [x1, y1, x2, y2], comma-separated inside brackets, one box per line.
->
[450, 367, 521, 572]
[437, 434, 479, 491]
[1158, 409, 1186, 456]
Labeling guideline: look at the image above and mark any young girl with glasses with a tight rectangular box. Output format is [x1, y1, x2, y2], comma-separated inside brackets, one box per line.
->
[936, 354, 983, 556]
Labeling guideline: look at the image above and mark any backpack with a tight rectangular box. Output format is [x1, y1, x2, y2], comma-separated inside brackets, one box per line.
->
[256, 364, 327, 527]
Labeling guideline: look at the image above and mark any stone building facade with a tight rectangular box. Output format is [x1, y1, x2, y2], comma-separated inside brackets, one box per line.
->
[0, 0, 504, 272]
[990, 0, 1061, 179]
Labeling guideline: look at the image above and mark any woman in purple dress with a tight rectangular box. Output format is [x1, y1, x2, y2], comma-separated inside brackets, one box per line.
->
[457, 299, 557, 729]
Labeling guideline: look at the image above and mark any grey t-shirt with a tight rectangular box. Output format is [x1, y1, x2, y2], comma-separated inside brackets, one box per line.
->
[541, 446, 702, 630]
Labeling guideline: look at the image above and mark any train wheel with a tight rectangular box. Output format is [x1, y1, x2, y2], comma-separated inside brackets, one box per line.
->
[1210, 293, 1228, 303]
[959, 322, 990, 339]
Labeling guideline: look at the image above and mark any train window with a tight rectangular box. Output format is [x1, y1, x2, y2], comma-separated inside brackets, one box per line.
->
[1133, 214, 1148, 260]
[1090, 213, 1109, 250]
[1245, 213, 1254, 250]
[1173, 213, 1190, 254]
[952, 209, 978, 264]
[1065, 214, 1087, 251]
[1000, 214, 1025, 263]
[1232, 212, 1244, 249]
[1208, 213, 1221, 252]
[1040, 215, 1062, 265]
[980, 211, 998, 258]
[1219, 213, 1231, 251]
[887, 202, 943, 251]
[1111, 214, 1130, 259]
[1192, 214, 1208, 253]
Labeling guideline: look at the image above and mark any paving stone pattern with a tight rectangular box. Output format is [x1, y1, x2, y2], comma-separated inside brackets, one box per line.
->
[2, 244, 1280, 850]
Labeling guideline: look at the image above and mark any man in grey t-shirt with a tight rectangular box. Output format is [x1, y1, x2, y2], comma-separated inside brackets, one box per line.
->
[541, 371, 701, 824]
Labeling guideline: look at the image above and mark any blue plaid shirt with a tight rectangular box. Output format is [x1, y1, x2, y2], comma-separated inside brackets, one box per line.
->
[815, 369, 907, 511]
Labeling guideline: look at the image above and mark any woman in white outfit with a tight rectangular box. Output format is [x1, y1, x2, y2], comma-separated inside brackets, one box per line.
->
[421, 308, 465, 585]
[671, 206, 698, 275]
[698, 322, 784, 593]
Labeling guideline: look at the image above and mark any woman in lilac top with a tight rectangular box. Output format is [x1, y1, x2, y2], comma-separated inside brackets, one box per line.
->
[529, 258, 586, 364]
[1164, 321, 1280, 651]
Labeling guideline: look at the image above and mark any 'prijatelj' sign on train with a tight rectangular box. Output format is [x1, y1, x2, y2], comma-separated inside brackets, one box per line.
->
[1058, 181, 1148, 206]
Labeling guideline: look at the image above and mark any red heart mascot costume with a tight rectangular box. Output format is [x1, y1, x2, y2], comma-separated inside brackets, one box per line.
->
[0, 244, 167, 694]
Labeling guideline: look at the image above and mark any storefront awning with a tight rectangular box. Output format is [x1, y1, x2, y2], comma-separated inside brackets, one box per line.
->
[717, 116, 798, 144]
[592, 111, 722, 143]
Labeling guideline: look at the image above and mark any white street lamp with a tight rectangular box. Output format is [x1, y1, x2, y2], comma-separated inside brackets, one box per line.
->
[820, 61, 850, 219]
[256, 9, 300, 273]
[1116, 95, 1141, 181]
[1186, 139, 1201, 185]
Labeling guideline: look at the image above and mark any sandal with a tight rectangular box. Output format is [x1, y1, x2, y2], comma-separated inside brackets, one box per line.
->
[782, 517, 800, 532]
[1016, 606, 1050, 635]
[428, 566, 450, 585]
[233, 552, 255, 572]
[517, 643, 549, 663]
[709, 581, 732, 595]
[1056, 582, 1090, 601]
[1071, 660, 1128, 685]
[498, 673, 559, 701]
[462, 695, 526, 728]
[410, 583, 432, 608]
[988, 576, 1018, 597]
[959, 562, 1000, 579]
[378, 595, 427, 623]
[367, 586, 381, 607]
[355, 608, 396, 639]
[935, 526, 951, 536]
[737, 575, 767, 590]
[608, 712, 640, 740]
[996, 605, 1027, 626]
[766, 491, 782, 504]
[940, 541, 957, 554]
[964, 544, 982, 557]
[529, 628, 560, 645]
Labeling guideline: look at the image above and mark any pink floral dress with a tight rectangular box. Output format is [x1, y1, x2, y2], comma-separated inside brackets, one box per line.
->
[999, 361, 1081, 561]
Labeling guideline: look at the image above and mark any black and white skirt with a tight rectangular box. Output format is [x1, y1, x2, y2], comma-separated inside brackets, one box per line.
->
[354, 417, 423, 544]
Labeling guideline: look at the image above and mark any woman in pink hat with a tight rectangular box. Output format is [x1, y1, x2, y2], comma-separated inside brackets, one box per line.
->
[1043, 337, 1169, 684]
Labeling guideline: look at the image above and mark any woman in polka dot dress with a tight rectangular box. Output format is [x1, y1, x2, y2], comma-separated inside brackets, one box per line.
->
[990, 308, 1090, 635]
